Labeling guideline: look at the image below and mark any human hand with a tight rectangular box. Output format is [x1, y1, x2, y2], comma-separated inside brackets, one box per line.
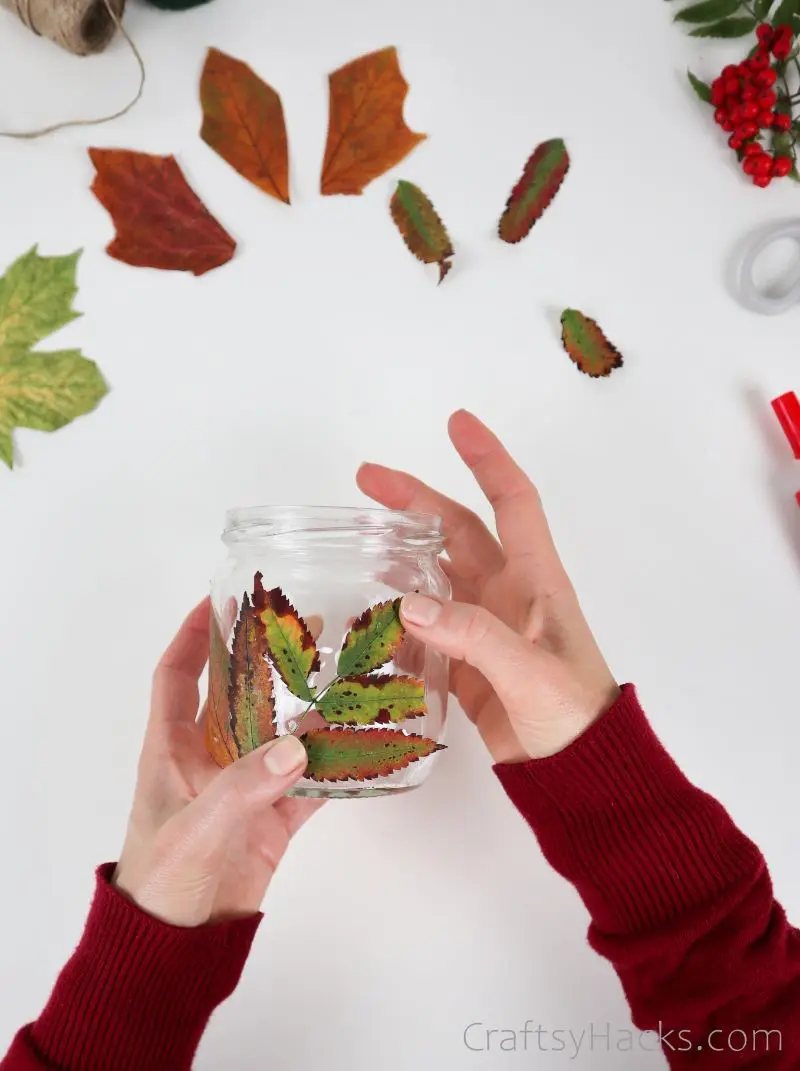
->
[114, 599, 323, 927]
[357, 411, 619, 764]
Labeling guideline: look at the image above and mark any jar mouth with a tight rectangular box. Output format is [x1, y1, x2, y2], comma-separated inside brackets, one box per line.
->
[223, 504, 443, 548]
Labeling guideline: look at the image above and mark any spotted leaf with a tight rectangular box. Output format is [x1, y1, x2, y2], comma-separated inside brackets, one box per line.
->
[560, 309, 624, 378]
[337, 598, 404, 676]
[301, 727, 444, 782]
[317, 674, 426, 725]
[229, 592, 276, 755]
[205, 607, 237, 768]
[253, 574, 320, 700]
[499, 138, 570, 244]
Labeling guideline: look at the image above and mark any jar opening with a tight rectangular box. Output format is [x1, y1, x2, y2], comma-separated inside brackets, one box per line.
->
[223, 505, 443, 550]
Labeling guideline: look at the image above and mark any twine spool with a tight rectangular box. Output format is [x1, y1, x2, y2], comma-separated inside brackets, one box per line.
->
[0, 0, 126, 56]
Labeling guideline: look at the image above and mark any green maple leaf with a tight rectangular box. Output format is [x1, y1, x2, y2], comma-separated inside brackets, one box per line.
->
[0, 246, 108, 469]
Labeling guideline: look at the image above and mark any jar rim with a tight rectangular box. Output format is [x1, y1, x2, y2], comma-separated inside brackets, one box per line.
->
[223, 504, 443, 543]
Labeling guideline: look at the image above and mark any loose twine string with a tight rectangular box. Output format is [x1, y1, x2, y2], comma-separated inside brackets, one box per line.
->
[1, 0, 145, 139]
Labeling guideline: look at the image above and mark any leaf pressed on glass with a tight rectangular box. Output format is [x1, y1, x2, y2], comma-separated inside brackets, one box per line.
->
[675, 0, 741, 23]
[390, 180, 454, 283]
[687, 71, 713, 102]
[206, 608, 237, 767]
[337, 598, 405, 676]
[560, 309, 624, 378]
[88, 148, 236, 276]
[200, 47, 290, 204]
[253, 573, 320, 700]
[320, 47, 426, 195]
[302, 727, 444, 781]
[498, 139, 570, 244]
[689, 15, 757, 35]
[317, 674, 426, 725]
[229, 592, 276, 756]
[0, 247, 108, 469]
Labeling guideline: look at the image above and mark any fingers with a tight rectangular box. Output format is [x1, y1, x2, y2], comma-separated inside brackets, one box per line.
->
[151, 598, 210, 728]
[447, 411, 565, 585]
[356, 463, 503, 588]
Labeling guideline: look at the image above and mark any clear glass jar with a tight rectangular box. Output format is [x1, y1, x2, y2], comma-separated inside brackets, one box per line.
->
[206, 506, 449, 799]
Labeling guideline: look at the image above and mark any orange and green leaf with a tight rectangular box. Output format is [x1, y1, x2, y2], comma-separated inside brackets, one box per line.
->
[199, 47, 290, 205]
[390, 180, 453, 283]
[301, 727, 444, 782]
[253, 573, 320, 700]
[205, 607, 237, 768]
[560, 309, 624, 378]
[320, 47, 426, 196]
[499, 138, 570, 244]
[229, 592, 276, 756]
[317, 674, 426, 725]
[337, 598, 404, 676]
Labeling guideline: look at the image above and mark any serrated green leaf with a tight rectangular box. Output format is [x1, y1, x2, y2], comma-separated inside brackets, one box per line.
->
[771, 0, 799, 23]
[498, 138, 570, 244]
[687, 70, 713, 102]
[676, 0, 741, 23]
[253, 574, 320, 700]
[229, 592, 276, 756]
[317, 674, 426, 725]
[390, 180, 454, 283]
[302, 727, 445, 782]
[337, 598, 405, 676]
[0, 247, 108, 469]
[560, 309, 624, 379]
[689, 15, 757, 33]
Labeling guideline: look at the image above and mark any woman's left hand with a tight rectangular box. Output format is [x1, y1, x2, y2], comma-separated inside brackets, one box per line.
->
[114, 599, 323, 928]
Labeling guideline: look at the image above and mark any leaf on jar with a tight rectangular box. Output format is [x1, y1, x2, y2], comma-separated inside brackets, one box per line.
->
[229, 592, 276, 756]
[253, 573, 320, 701]
[88, 148, 236, 276]
[498, 138, 570, 244]
[320, 47, 427, 196]
[560, 309, 624, 378]
[336, 598, 405, 676]
[390, 180, 454, 283]
[301, 727, 444, 781]
[199, 47, 290, 204]
[317, 674, 426, 725]
[205, 607, 237, 768]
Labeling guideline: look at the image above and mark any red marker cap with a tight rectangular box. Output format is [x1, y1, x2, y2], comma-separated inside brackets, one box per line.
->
[771, 392, 800, 460]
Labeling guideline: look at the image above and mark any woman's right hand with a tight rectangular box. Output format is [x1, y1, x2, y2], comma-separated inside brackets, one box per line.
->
[358, 410, 620, 764]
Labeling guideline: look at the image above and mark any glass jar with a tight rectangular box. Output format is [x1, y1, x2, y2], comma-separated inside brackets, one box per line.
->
[206, 506, 450, 799]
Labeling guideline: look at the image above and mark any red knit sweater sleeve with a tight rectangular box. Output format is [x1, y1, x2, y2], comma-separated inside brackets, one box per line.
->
[494, 684, 800, 1068]
[0, 864, 261, 1071]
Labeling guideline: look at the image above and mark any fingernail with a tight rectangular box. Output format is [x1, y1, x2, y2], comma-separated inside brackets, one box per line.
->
[401, 593, 442, 627]
[264, 735, 307, 776]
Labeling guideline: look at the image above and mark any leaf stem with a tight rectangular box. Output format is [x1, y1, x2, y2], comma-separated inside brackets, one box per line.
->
[289, 678, 338, 736]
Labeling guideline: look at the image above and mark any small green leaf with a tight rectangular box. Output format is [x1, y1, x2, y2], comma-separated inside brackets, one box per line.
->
[560, 309, 624, 379]
[675, 0, 741, 23]
[773, 131, 793, 154]
[771, 0, 799, 23]
[390, 181, 454, 283]
[253, 575, 320, 701]
[689, 15, 757, 34]
[302, 727, 445, 782]
[317, 674, 426, 725]
[687, 70, 713, 102]
[337, 598, 405, 676]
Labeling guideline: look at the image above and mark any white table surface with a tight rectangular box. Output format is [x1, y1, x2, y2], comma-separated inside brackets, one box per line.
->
[1, 0, 798, 1067]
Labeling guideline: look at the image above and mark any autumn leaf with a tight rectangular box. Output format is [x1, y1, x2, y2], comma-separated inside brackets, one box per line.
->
[0, 247, 108, 469]
[205, 607, 237, 768]
[390, 180, 453, 283]
[302, 727, 444, 781]
[560, 309, 624, 378]
[320, 47, 426, 196]
[252, 573, 320, 701]
[89, 148, 236, 276]
[499, 139, 570, 244]
[337, 598, 405, 676]
[229, 592, 276, 756]
[200, 47, 290, 204]
[317, 674, 426, 725]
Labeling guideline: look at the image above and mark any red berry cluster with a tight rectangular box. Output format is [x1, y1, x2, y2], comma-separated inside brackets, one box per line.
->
[710, 23, 796, 187]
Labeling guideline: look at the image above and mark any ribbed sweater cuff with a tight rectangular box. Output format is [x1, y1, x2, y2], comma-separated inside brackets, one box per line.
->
[493, 684, 763, 935]
[29, 864, 261, 1071]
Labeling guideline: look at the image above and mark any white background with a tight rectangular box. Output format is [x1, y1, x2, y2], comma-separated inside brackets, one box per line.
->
[1, 0, 799, 1067]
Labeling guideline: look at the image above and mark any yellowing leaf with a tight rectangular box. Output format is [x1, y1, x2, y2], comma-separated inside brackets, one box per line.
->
[229, 592, 276, 755]
[390, 180, 453, 283]
[337, 598, 405, 676]
[253, 573, 320, 700]
[317, 674, 426, 725]
[302, 727, 444, 782]
[205, 607, 237, 768]
[320, 47, 426, 196]
[499, 139, 570, 244]
[560, 309, 624, 378]
[0, 247, 108, 469]
[200, 47, 290, 204]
